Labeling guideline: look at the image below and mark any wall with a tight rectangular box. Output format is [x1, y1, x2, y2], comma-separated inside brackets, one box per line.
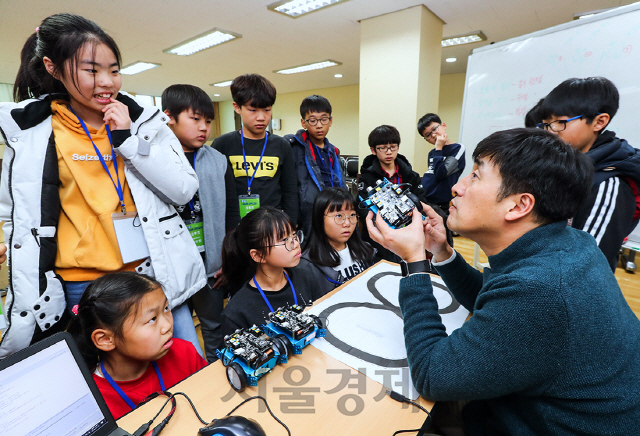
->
[217, 84, 360, 155]
[359, 6, 443, 174]
[218, 100, 236, 139]
[437, 72, 466, 144]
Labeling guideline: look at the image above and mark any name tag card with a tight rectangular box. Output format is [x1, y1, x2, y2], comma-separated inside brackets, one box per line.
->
[239, 194, 260, 219]
[112, 212, 150, 263]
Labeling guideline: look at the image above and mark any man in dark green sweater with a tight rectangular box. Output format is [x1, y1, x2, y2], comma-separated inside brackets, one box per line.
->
[367, 128, 640, 435]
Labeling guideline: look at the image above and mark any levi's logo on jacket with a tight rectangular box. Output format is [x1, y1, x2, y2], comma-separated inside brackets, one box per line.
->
[228, 155, 279, 178]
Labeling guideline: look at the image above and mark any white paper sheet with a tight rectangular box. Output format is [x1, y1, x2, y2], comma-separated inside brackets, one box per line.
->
[308, 262, 469, 400]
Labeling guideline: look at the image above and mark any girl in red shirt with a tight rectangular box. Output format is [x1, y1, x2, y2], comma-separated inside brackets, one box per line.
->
[68, 272, 207, 419]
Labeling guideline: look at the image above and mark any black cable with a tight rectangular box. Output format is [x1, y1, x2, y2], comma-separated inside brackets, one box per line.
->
[224, 395, 291, 436]
[170, 392, 209, 425]
[392, 429, 423, 436]
[133, 392, 176, 436]
[386, 390, 431, 417]
[133, 390, 208, 436]
[386, 390, 432, 436]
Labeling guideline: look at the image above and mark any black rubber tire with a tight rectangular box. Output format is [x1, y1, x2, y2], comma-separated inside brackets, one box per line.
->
[310, 314, 324, 329]
[272, 335, 288, 358]
[276, 333, 293, 356]
[226, 361, 248, 392]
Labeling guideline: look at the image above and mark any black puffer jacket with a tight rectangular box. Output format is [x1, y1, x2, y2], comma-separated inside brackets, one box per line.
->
[357, 154, 452, 262]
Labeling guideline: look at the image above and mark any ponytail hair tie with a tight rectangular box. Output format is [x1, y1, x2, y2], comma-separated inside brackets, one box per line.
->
[35, 27, 39, 33]
[72, 304, 79, 315]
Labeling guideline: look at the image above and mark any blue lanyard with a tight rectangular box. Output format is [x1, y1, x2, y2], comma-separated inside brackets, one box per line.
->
[253, 271, 297, 313]
[187, 149, 198, 220]
[100, 360, 165, 410]
[309, 139, 334, 187]
[326, 276, 342, 285]
[240, 129, 268, 196]
[69, 108, 126, 214]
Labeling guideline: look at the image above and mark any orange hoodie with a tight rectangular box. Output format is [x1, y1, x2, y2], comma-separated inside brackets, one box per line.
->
[52, 101, 139, 281]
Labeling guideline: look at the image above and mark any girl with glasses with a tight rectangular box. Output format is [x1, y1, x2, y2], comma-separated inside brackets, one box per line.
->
[220, 207, 321, 336]
[299, 188, 376, 295]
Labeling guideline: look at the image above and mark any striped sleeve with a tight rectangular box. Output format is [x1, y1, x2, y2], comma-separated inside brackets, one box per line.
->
[572, 177, 636, 270]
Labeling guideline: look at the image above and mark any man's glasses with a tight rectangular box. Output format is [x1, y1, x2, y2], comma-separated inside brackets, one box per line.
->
[305, 117, 332, 126]
[325, 212, 358, 225]
[265, 231, 304, 251]
[536, 115, 584, 132]
[375, 144, 399, 153]
[423, 124, 440, 140]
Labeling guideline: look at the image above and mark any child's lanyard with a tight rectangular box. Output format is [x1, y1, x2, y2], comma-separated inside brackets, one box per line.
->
[70, 109, 126, 214]
[253, 271, 297, 313]
[240, 129, 268, 196]
[187, 149, 198, 220]
[326, 276, 342, 285]
[308, 139, 334, 187]
[100, 360, 165, 410]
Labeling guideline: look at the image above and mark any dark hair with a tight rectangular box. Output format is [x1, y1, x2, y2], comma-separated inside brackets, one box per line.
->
[67, 272, 162, 371]
[162, 84, 215, 120]
[417, 113, 442, 135]
[538, 77, 619, 125]
[13, 13, 122, 102]
[473, 128, 593, 224]
[306, 188, 374, 268]
[368, 125, 401, 148]
[230, 74, 277, 108]
[221, 207, 294, 293]
[300, 95, 332, 118]
[524, 98, 545, 128]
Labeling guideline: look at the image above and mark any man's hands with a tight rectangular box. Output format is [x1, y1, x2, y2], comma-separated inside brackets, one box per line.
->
[421, 205, 454, 262]
[365, 203, 452, 263]
[103, 98, 131, 131]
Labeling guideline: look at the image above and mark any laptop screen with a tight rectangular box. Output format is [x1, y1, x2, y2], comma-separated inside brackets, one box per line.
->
[0, 339, 110, 436]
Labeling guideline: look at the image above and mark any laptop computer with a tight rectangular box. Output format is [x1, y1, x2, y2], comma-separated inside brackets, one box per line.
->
[0, 331, 132, 436]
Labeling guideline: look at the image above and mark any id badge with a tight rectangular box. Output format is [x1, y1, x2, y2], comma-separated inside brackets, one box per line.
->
[239, 194, 260, 218]
[112, 212, 150, 263]
[187, 221, 205, 252]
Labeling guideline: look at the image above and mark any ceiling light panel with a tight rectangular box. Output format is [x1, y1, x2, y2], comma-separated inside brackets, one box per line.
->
[276, 60, 341, 75]
[120, 62, 161, 75]
[164, 28, 241, 56]
[441, 31, 487, 47]
[268, 0, 352, 18]
[211, 80, 233, 87]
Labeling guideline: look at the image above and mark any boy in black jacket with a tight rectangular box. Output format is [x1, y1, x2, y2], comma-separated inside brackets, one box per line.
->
[213, 74, 298, 223]
[539, 77, 640, 271]
[358, 125, 450, 262]
[286, 95, 344, 241]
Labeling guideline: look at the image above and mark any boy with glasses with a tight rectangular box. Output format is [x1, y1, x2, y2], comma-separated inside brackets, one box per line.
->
[418, 113, 466, 213]
[286, 95, 344, 241]
[539, 77, 640, 271]
[359, 125, 449, 262]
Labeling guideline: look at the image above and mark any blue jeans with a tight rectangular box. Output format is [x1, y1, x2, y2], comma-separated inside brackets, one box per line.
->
[65, 281, 91, 309]
[66, 280, 203, 358]
[170, 302, 204, 357]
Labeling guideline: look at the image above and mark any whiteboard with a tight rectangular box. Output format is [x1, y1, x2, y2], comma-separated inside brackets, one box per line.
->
[459, 2, 640, 177]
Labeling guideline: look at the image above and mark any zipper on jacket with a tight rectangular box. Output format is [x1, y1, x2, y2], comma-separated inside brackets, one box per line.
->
[158, 212, 178, 222]
[31, 228, 40, 247]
